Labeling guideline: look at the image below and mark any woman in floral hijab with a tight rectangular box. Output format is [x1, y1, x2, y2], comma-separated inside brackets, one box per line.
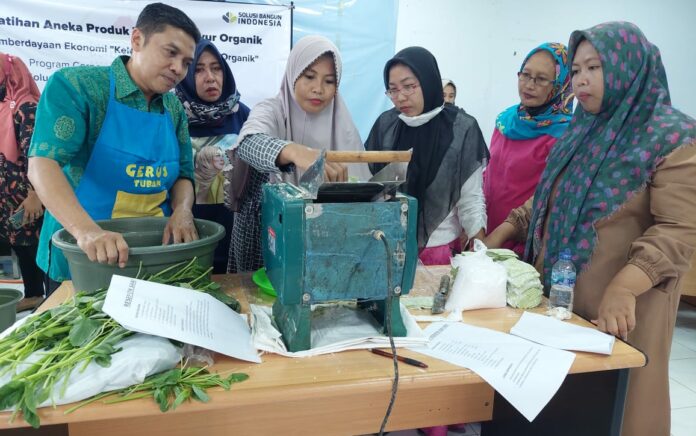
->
[484, 42, 573, 255]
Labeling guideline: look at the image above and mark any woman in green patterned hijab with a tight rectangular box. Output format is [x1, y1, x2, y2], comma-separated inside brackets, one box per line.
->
[529, 21, 695, 288]
[529, 22, 695, 436]
[487, 21, 696, 436]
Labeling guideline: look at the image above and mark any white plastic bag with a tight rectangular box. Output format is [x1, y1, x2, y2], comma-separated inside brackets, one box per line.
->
[0, 334, 182, 410]
[446, 240, 508, 314]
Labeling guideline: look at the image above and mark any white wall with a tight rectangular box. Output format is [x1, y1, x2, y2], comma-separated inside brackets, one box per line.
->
[395, 0, 696, 144]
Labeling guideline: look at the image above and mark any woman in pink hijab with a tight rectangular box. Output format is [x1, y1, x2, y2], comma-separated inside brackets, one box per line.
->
[0, 53, 45, 311]
[224, 35, 364, 273]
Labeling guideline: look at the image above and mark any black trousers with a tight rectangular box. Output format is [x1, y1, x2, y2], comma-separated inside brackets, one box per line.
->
[9, 244, 45, 298]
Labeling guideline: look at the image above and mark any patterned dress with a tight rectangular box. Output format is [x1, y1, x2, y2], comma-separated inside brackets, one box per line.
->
[0, 86, 40, 246]
[227, 133, 289, 273]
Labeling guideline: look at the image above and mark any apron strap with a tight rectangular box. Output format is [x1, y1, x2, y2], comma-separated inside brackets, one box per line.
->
[108, 69, 116, 101]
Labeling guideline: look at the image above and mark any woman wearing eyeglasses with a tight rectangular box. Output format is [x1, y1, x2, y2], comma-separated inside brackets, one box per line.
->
[483, 43, 573, 256]
[365, 47, 489, 266]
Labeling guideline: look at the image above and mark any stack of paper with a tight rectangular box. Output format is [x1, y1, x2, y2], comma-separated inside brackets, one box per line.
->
[410, 322, 575, 422]
[103, 275, 261, 363]
[250, 303, 428, 358]
[510, 311, 615, 355]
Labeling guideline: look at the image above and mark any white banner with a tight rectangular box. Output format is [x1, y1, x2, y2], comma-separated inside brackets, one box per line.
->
[0, 0, 292, 108]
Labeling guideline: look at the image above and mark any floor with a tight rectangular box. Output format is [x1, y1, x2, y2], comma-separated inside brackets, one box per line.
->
[3, 277, 696, 436]
[669, 300, 696, 436]
[389, 423, 481, 436]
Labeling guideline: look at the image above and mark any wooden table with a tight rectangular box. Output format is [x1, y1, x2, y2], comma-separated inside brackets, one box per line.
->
[0, 273, 645, 436]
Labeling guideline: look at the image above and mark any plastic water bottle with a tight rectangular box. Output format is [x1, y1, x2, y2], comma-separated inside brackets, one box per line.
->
[549, 249, 575, 312]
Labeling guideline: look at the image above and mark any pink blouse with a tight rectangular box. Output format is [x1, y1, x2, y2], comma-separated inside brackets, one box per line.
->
[483, 129, 557, 255]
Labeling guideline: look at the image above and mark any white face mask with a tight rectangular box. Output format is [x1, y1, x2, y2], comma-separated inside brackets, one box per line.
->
[398, 103, 444, 127]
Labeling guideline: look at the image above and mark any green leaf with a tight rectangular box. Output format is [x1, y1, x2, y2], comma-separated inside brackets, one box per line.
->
[205, 290, 241, 312]
[146, 368, 180, 386]
[94, 355, 112, 368]
[21, 403, 40, 428]
[206, 282, 222, 292]
[34, 382, 52, 405]
[76, 296, 97, 304]
[227, 373, 250, 383]
[68, 317, 102, 347]
[48, 305, 74, 318]
[191, 385, 209, 403]
[102, 326, 131, 345]
[162, 368, 182, 385]
[23, 381, 37, 414]
[171, 387, 190, 410]
[91, 342, 116, 356]
[162, 385, 175, 406]
[88, 312, 109, 320]
[153, 388, 169, 412]
[0, 380, 25, 409]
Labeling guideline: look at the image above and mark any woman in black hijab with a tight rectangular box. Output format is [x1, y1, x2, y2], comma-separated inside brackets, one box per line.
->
[365, 47, 489, 265]
[175, 39, 251, 273]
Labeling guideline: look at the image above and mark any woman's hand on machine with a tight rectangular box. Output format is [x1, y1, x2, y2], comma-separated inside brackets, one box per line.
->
[323, 161, 348, 182]
[278, 143, 348, 182]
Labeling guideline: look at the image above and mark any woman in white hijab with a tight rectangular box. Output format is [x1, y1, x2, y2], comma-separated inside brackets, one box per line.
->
[442, 78, 456, 105]
[225, 35, 364, 273]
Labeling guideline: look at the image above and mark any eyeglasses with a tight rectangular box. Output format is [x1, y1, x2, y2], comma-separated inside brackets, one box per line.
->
[517, 72, 553, 87]
[385, 84, 419, 99]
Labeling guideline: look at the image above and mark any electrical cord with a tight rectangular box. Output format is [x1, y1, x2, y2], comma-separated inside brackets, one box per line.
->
[373, 230, 398, 436]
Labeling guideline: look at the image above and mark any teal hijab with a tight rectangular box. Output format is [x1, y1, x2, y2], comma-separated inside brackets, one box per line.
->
[496, 42, 573, 140]
[525, 22, 696, 288]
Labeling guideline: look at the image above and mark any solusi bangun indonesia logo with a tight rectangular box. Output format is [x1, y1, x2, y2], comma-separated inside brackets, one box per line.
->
[221, 12, 237, 24]
[221, 11, 282, 27]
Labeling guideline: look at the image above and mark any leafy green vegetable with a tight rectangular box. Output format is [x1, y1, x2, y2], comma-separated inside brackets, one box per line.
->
[68, 317, 102, 347]
[140, 258, 241, 312]
[65, 366, 248, 415]
[0, 258, 243, 428]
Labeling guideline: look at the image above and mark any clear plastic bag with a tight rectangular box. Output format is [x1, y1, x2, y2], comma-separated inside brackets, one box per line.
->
[182, 344, 215, 367]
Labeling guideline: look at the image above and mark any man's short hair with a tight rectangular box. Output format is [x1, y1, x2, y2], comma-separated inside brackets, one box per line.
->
[136, 2, 201, 45]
